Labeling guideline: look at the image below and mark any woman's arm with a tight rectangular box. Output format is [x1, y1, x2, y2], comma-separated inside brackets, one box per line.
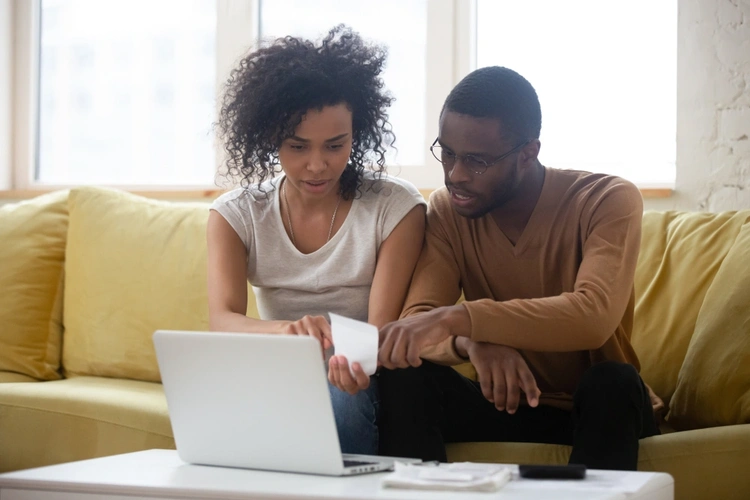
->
[329, 204, 426, 393]
[207, 211, 331, 347]
[367, 204, 427, 328]
[207, 210, 285, 332]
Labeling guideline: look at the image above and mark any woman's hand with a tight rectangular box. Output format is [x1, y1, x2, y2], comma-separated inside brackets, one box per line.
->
[328, 355, 370, 395]
[281, 315, 333, 352]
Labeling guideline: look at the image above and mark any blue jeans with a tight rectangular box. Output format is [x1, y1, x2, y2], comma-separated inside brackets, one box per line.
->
[327, 376, 379, 455]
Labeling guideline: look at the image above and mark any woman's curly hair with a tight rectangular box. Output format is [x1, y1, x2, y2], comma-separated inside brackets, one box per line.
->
[217, 25, 395, 200]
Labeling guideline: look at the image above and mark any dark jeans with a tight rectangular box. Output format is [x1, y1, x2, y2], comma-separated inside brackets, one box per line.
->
[377, 360, 659, 470]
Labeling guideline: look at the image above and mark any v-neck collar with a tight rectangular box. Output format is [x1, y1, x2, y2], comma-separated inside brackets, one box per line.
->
[275, 175, 358, 257]
[489, 167, 553, 256]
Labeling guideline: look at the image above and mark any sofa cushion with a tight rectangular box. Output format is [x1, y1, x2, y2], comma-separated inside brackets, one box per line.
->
[0, 376, 174, 472]
[62, 187, 258, 382]
[446, 424, 750, 500]
[0, 372, 40, 383]
[668, 215, 750, 429]
[632, 211, 749, 404]
[0, 191, 68, 381]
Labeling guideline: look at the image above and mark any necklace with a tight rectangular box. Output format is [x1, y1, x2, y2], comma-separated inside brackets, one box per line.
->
[282, 179, 341, 247]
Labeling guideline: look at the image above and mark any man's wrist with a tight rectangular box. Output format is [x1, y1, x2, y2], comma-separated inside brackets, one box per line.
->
[434, 304, 472, 338]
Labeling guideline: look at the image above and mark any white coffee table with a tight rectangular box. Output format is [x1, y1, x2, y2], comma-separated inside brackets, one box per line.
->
[0, 449, 673, 500]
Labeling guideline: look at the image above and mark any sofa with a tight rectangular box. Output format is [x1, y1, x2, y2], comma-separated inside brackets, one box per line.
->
[1, 186, 748, 500]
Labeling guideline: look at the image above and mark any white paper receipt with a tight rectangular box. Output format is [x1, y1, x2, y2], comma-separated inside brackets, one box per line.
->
[329, 313, 378, 376]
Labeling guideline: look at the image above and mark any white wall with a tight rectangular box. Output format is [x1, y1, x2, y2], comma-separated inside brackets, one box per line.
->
[647, 0, 750, 211]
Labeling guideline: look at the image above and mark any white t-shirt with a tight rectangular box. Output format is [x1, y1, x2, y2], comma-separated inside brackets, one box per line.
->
[210, 171, 425, 323]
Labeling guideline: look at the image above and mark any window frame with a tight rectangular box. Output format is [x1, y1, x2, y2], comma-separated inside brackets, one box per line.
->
[2, 0, 673, 197]
[9, 0, 40, 192]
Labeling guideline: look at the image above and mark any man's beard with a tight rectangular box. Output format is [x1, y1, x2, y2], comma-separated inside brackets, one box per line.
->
[452, 168, 520, 219]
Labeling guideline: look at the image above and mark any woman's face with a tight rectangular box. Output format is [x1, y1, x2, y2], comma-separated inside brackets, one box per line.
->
[278, 103, 353, 198]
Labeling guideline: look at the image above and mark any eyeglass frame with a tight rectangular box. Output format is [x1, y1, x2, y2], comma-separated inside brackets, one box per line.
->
[429, 137, 532, 175]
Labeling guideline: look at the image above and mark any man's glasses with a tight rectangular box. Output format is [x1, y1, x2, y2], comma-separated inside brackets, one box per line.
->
[429, 138, 531, 175]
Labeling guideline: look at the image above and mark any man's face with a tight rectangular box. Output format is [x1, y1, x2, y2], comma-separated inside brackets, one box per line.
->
[437, 110, 526, 219]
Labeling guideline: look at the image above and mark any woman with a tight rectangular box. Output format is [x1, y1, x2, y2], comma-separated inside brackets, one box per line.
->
[207, 25, 426, 455]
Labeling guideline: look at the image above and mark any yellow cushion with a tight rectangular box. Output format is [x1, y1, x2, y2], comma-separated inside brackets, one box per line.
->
[632, 211, 749, 404]
[668, 216, 750, 429]
[62, 187, 258, 382]
[0, 191, 68, 381]
[0, 376, 174, 472]
[0, 372, 40, 383]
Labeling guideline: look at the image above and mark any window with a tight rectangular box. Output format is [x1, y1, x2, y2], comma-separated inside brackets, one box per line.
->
[259, 0, 428, 168]
[476, 0, 677, 186]
[6, 1, 676, 191]
[37, 0, 216, 186]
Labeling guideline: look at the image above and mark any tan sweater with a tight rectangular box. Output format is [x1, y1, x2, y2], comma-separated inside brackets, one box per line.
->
[404, 167, 643, 409]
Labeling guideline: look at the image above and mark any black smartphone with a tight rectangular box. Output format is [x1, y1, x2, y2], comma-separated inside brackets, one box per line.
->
[518, 464, 587, 480]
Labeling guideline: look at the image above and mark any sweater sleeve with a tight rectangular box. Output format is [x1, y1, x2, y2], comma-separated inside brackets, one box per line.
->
[399, 191, 465, 365]
[465, 180, 644, 351]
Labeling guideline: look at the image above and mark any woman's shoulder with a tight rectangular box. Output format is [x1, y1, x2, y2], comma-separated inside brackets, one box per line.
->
[211, 178, 280, 213]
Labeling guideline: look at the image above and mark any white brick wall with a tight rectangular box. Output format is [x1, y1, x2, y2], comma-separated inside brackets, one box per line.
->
[653, 0, 750, 211]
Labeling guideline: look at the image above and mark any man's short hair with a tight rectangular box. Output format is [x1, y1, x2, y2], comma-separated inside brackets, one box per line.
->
[442, 66, 542, 142]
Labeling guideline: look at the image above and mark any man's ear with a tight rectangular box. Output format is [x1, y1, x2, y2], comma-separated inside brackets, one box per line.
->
[518, 139, 541, 169]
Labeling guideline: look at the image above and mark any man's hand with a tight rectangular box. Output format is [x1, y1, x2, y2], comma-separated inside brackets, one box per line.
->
[462, 338, 541, 413]
[281, 315, 333, 353]
[646, 383, 666, 423]
[328, 355, 370, 395]
[378, 306, 469, 369]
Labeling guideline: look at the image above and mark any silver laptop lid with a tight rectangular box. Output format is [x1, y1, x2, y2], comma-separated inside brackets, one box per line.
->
[153, 330, 346, 475]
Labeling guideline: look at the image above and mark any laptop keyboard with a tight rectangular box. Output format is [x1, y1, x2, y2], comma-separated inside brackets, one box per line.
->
[343, 459, 377, 468]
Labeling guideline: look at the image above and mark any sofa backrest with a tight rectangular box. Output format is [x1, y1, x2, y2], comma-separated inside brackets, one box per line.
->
[3, 189, 748, 429]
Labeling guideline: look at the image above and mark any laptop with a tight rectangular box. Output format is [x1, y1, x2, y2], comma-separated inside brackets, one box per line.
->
[153, 330, 416, 476]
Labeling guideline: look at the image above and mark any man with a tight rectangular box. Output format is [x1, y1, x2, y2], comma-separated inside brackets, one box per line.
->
[331, 66, 663, 471]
